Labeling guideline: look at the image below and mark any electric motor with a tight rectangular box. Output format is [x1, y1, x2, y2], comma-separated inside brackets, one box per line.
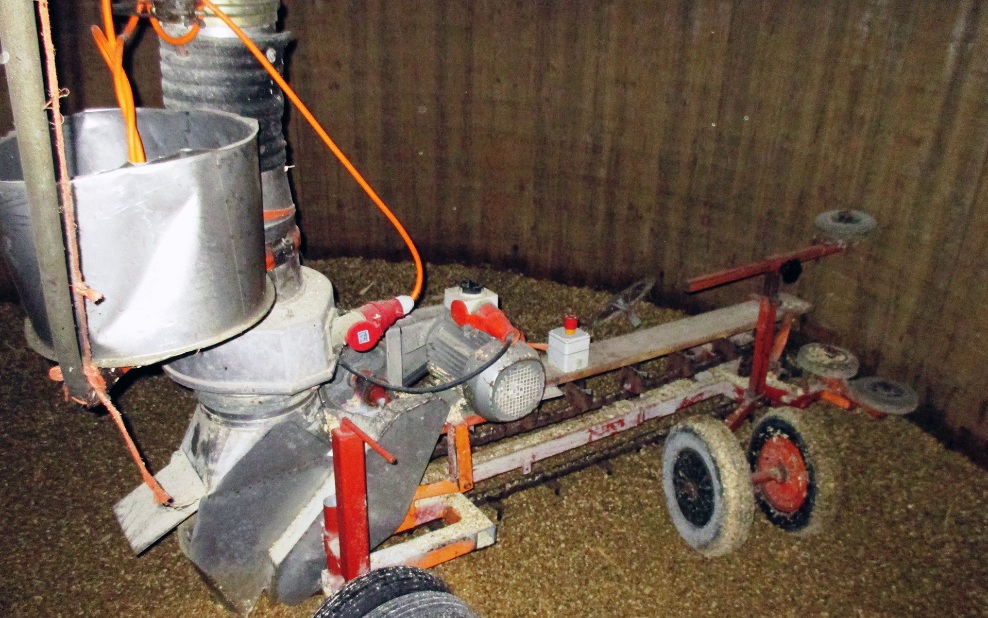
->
[426, 318, 545, 422]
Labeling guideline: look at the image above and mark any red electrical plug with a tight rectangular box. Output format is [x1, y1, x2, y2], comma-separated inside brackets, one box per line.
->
[345, 296, 414, 352]
[449, 299, 523, 343]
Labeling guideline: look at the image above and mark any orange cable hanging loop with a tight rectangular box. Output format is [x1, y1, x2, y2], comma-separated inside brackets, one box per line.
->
[199, 0, 425, 301]
[150, 17, 201, 46]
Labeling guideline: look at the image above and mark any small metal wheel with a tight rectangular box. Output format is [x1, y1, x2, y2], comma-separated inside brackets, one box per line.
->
[814, 209, 877, 241]
[748, 407, 836, 534]
[314, 566, 475, 618]
[662, 415, 754, 557]
[795, 342, 860, 380]
[593, 278, 655, 328]
[847, 376, 919, 415]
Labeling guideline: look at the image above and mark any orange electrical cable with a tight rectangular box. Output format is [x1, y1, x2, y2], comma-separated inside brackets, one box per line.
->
[120, 14, 141, 39]
[199, 0, 425, 301]
[92, 0, 145, 163]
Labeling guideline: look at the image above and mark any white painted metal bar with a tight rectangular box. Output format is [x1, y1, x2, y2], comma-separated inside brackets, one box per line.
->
[472, 374, 745, 482]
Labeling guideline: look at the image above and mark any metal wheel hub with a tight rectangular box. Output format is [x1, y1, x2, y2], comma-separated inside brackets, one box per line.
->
[755, 435, 808, 514]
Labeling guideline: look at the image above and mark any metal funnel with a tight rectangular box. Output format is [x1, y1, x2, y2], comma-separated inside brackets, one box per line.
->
[0, 108, 275, 367]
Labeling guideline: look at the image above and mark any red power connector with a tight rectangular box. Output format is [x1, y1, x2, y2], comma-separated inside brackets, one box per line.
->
[449, 300, 523, 342]
[345, 296, 414, 352]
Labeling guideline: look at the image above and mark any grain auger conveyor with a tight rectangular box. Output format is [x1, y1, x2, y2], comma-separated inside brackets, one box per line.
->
[0, 1, 918, 615]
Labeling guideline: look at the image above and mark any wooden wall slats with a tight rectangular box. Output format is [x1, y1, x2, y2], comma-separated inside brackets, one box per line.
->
[1, 0, 987, 454]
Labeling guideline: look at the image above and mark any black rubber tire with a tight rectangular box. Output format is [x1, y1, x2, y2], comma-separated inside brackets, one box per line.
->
[313, 566, 451, 618]
[662, 416, 754, 557]
[748, 407, 837, 535]
[364, 590, 479, 618]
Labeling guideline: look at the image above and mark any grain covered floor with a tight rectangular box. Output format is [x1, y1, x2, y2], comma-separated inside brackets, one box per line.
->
[1, 259, 986, 617]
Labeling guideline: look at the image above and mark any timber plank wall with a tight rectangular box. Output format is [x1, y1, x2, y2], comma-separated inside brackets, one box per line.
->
[1, 0, 986, 462]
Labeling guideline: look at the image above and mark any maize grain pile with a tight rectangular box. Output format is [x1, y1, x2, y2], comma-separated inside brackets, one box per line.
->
[0, 258, 985, 617]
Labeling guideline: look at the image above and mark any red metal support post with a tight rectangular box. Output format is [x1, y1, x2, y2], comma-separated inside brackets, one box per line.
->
[748, 294, 777, 400]
[330, 422, 372, 582]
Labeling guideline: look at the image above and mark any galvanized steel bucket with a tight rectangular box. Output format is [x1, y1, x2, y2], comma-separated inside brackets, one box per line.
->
[0, 108, 274, 367]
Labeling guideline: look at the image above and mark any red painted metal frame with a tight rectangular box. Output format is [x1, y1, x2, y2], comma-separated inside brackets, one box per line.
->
[327, 422, 371, 582]
[324, 418, 397, 584]
[748, 295, 777, 400]
[685, 243, 844, 293]
[724, 294, 778, 430]
[687, 242, 846, 430]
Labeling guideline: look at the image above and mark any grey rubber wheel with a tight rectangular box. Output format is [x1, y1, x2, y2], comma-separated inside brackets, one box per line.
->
[748, 408, 837, 535]
[795, 343, 860, 380]
[364, 591, 479, 618]
[814, 209, 877, 240]
[847, 376, 919, 415]
[662, 415, 754, 557]
[314, 566, 451, 618]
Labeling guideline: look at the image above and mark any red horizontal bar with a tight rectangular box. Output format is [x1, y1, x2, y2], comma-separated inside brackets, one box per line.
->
[341, 417, 398, 465]
[686, 243, 844, 293]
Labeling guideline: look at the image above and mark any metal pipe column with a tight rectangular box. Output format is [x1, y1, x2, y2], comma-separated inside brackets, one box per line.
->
[0, 0, 88, 396]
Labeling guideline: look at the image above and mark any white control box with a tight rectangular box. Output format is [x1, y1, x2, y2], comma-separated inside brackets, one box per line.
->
[443, 285, 499, 313]
[547, 327, 591, 373]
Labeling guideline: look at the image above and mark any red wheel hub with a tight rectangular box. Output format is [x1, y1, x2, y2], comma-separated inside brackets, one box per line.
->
[755, 436, 808, 514]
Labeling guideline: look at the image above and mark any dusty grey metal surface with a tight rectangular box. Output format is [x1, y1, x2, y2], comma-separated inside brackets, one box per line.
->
[319, 346, 387, 414]
[385, 305, 444, 386]
[181, 391, 320, 491]
[465, 343, 545, 423]
[0, 108, 273, 367]
[114, 449, 207, 554]
[161, 4, 304, 297]
[0, 0, 87, 395]
[271, 512, 327, 605]
[260, 167, 303, 297]
[199, 0, 281, 29]
[182, 417, 332, 615]
[165, 267, 337, 395]
[271, 395, 450, 605]
[362, 396, 451, 546]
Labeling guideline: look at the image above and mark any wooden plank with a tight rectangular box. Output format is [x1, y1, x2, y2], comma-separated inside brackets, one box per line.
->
[544, 293, 811, 385]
